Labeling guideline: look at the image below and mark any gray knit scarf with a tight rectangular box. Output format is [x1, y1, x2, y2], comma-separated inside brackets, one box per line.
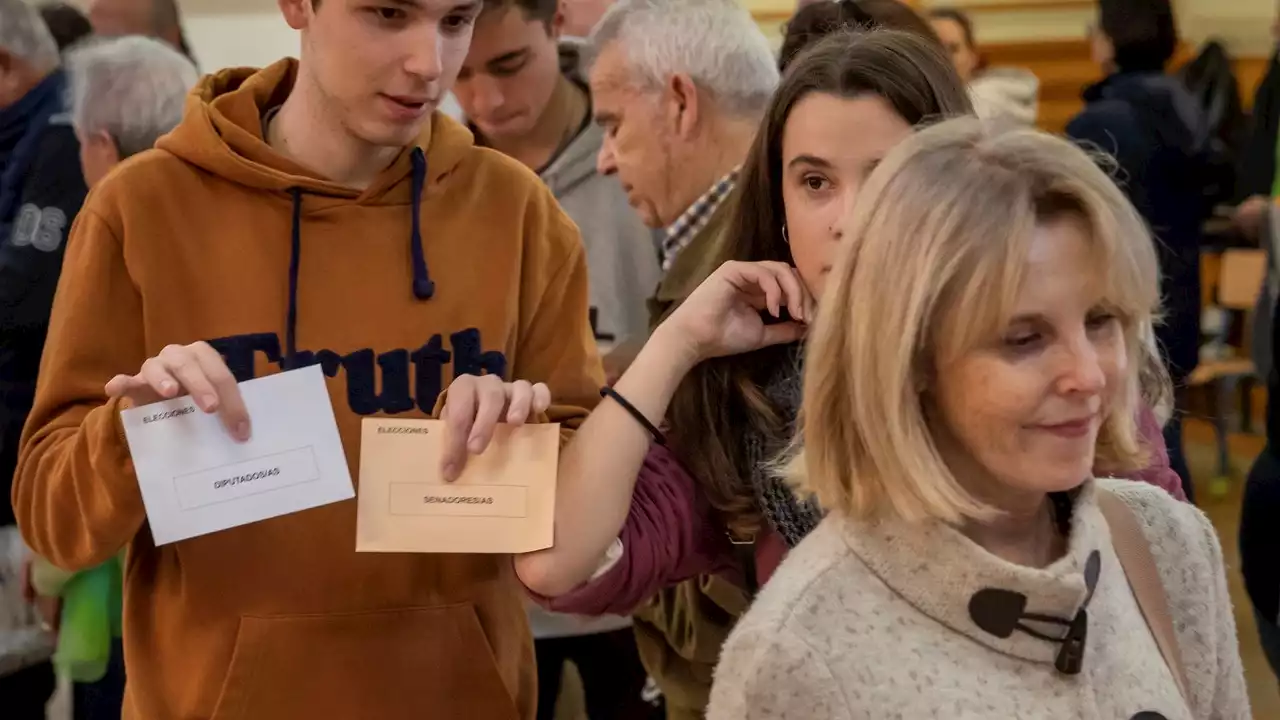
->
[743, 346, 824, 548]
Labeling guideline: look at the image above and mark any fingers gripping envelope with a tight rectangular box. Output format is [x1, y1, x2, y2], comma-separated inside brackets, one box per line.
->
[356, 420, 559, 554]
[121, 366, 354, 545]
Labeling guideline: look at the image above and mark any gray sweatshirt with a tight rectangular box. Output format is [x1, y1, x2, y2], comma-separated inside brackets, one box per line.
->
[540, 107, 661, 352]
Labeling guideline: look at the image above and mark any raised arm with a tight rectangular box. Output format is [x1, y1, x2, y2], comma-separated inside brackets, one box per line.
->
[527, 442, 735, 615]
[517, 262, 812, 598]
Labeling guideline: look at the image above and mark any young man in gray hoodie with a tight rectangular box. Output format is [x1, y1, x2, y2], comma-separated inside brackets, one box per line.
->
[456, 0, 660, 363]
[453, 1, 661, 719]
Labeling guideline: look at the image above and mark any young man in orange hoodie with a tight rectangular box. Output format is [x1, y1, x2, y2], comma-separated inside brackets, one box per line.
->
[11, 1, 602, 718]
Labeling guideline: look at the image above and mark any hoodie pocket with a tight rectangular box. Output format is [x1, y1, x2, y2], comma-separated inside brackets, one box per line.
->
[210, 604, 519, 720]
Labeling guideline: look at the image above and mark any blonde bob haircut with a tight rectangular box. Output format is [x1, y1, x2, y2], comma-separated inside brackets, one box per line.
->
[792, 117, 1168, 525]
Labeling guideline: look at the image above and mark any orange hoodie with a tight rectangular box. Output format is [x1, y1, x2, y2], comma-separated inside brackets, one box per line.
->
[13, 60, 602, 719]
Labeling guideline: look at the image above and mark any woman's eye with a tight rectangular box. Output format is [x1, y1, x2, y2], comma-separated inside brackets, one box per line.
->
[1086, 312, 1117, 329]
[1005, 334, 1040, 348]
[803, 175, 830, 192]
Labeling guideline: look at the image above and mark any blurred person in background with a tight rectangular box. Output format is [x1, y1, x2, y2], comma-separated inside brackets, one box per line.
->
[21, 36, 197, 720]
[1233, 1, 1280, 240]
[454, 0, 658, 717]
[87, 0, 194, 64]
[561, 0, 613, 38]
[588, 0, 777, 327]
[1067, 0, 1208, 502]
[777, 0, 939, 73]
[0, 0, 88, 715]
[67, 36, 197, 187]
[38, 3, 93, 54]
[1240, 3, 1280, 685]
[929, 6, 1040, 125]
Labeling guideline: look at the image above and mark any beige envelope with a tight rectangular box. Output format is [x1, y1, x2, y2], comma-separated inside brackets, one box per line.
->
[356, 418, 559, 554]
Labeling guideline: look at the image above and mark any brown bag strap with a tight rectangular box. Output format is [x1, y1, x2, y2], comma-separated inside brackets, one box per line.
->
[1096, 488, 1191, 704]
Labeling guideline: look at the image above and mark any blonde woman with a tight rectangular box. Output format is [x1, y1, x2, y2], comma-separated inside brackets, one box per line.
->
[706, 119, 1249, 719]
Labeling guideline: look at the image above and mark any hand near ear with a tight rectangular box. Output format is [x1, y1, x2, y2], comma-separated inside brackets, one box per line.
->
[655, 260, 814, 365]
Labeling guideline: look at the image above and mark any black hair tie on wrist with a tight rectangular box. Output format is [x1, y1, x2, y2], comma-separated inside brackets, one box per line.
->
[600, 386, 666, 446]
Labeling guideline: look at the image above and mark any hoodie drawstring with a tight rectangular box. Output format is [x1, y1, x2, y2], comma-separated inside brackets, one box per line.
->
[282, 148, 434, 367]
[286, 187, 304, 367]
[410, 147, 435, 300]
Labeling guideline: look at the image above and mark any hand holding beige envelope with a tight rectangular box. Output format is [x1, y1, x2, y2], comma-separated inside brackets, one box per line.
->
[356, 418, 559, 554]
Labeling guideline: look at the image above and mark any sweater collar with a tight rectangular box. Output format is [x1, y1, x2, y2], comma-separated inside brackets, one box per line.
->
[841, 481, 1105, 670]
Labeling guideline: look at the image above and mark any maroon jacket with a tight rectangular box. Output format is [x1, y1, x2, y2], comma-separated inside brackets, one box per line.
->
[530, 405, 1186, 615]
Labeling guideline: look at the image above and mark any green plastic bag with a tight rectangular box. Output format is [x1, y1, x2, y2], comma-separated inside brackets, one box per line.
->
[53, 556, 122, 683]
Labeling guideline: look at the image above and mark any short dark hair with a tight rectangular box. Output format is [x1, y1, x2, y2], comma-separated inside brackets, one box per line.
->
[927, 7, 975, 49]
[779, 0, 941, 73]
[482, 0, 557, 26]
[38, 3, 91, 52]
[1098, 0, 1177, 72]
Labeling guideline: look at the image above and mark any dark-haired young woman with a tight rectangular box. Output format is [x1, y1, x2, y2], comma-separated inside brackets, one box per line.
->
[502, 27, 1184, 720]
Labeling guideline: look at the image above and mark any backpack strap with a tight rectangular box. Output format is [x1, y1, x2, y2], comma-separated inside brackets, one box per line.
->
[1096, 488, 1191, 704]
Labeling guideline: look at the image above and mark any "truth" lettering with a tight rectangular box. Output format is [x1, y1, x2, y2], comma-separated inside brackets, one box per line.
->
[208, 328, 506, 416]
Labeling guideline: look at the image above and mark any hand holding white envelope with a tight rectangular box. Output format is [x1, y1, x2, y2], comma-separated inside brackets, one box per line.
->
[107, 341, 252, 442]
[120, 365, 354, 545]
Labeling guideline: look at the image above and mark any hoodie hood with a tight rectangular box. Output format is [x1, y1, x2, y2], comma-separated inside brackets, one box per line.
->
[1085, 72, 1210, 159]
[158, 59, 475, 202]
[969, 68, 1040, 126]
[156, 59, 480, 358]
[541, 116, 601, 198]
[541, 41, 598, 197]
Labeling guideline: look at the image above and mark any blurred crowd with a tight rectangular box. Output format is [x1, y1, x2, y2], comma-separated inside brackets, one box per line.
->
[0, 0, 1278, 719]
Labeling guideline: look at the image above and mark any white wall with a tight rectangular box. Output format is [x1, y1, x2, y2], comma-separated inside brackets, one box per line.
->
[184, 12, 299, 72]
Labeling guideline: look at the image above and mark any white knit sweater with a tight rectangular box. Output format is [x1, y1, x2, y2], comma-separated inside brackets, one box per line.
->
[707, 479, 1249, 719]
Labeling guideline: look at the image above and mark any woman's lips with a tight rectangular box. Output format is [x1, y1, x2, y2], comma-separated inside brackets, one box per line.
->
[1033, 416, 1097, 439]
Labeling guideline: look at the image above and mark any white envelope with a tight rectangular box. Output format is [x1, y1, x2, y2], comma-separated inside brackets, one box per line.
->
[120, 365, 354, 545]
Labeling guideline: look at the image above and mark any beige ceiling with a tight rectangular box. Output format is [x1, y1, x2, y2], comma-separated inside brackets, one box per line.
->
[60, 0, 279, 15]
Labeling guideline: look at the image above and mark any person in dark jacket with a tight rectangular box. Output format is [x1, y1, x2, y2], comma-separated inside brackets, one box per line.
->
[1243, 363, 1280, 681]
[1066, 0, 1208, 502]
[0, 1, 89, 715]
[1240, 5, 1280, 684]
[1233, 11, 1280, 240]
[38, 4, 93, 54]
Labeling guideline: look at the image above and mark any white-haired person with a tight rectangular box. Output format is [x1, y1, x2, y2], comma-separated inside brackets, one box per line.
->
[67, 35, 197, 187]
[702, 118, 1248, 718]
[22, 34, 195, 720]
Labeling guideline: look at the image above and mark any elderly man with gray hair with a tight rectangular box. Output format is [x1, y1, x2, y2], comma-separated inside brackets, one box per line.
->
[587, 0, 778, 327]
[68, 35, 198, 188]
[582, 2, 778, 718]
[0, 0, 87, 715]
